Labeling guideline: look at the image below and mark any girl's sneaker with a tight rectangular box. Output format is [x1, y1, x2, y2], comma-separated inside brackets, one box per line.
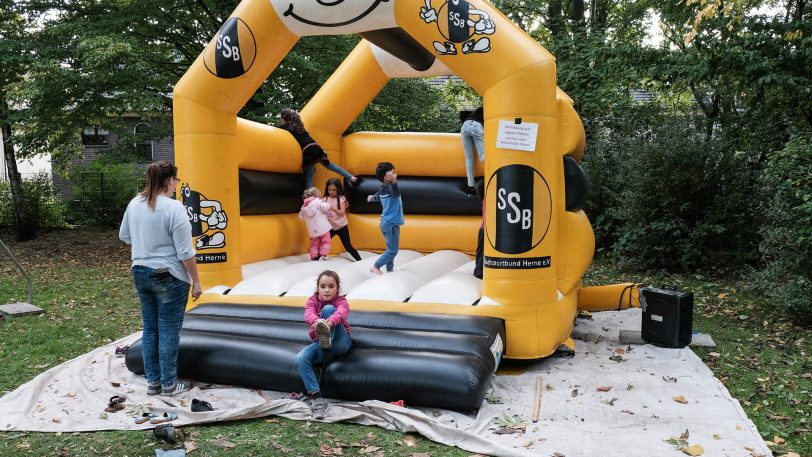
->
[162, 379, 192, 397]
[315, 319, 332, 349]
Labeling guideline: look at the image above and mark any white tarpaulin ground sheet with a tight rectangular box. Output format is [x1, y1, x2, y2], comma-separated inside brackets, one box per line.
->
[0, 309, 773, 457]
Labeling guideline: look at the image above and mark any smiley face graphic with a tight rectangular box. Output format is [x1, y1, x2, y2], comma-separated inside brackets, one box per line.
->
[281, 0, 391, 27]
[270, 0, 397, 36]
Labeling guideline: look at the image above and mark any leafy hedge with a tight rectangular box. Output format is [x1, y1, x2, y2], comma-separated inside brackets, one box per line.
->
[751, 133, 812, 322]
[582, 105, 759, 272]
[0, 172, 68, 231]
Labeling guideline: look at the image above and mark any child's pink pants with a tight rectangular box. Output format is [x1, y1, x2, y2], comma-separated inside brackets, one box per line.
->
[309, 233, 331, 259]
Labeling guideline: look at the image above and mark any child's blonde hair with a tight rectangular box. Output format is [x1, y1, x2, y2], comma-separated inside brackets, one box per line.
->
[302, 187, 320, 199]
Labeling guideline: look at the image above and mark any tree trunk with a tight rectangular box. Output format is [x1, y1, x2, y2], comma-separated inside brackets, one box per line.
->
[571, 0, 585, 23]
[1, 117, 36, 241]
[548, 0, 563, 36]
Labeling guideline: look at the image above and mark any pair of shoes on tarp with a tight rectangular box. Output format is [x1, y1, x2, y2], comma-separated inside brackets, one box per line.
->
[105, 395, 127, 413]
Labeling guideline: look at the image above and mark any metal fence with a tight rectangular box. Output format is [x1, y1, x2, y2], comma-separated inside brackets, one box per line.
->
[2, 169, 146, 226]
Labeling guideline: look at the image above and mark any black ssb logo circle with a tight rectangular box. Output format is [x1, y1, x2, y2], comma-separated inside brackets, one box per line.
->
[204, 17, 256, 79]
[485, 164, 552, 254]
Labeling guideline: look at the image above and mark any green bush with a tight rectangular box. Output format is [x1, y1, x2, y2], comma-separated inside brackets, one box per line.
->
[67, 162, 145, 226]
[0, 172, 68, 230]
[582, 106, 759, 272]
[751, 133, 812, 322]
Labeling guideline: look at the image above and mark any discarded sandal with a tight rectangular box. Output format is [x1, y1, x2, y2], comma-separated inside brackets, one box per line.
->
[191, 399, 214, 412]
[149, 412, 178, 424]
[105, 395, 127, 413]
[134, 413, 154, 424]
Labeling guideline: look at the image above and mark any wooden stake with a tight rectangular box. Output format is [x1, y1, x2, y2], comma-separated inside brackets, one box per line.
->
[532, 375, 542, 423]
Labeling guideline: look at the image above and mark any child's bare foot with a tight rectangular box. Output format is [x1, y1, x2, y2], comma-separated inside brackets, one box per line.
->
[369, 266, 383, 275]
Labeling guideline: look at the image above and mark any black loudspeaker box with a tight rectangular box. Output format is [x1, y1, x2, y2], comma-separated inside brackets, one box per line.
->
[640, 286, 693, 348]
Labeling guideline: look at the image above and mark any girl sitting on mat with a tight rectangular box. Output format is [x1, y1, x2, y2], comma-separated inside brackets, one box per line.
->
[296, 270, 352, 418]
[322, 178, 361, 261]
[278, 108, 358, 188]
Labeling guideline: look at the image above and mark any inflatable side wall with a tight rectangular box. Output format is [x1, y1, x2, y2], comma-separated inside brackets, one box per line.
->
[174, 0, 596, 359]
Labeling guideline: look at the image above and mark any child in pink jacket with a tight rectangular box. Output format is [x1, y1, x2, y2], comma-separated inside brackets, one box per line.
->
[299, 187, 334, 260]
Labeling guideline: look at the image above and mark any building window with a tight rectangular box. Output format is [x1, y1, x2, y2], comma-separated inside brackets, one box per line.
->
[136, 142, 154, 162]
[134, 122, 151, 134]
[134, 122, 153, 162]
[82, 127, 109, 146]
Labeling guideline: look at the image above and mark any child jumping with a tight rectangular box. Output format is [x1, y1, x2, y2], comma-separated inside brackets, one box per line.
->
[296, 270, 352, 418]
[367, 162, 404, 275]
[323, 178, 362, 261]
[299, 187, 333, 261]
[278, 109, 358, 188]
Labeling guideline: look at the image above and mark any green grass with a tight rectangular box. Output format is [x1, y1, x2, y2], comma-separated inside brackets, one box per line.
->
[1, 227, 810, 456]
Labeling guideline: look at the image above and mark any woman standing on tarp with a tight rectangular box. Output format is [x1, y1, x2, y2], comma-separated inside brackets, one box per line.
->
[119, 161, 201, 397]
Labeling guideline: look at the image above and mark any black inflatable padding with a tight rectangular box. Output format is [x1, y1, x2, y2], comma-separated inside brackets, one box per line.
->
[182, 315, 494, 358]
[564, 156, 588, 212]
[189, 303, 504, 337]
[239, 169, 304, 215]
[360, 28, 436, 72]
[347, 175, 481, 216]
[126, 304, 505, 412]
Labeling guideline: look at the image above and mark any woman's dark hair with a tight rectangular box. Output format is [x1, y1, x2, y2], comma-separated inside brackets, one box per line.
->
[140, 161, 177, 210]
[316, 270, 342, 294]
[279, 108, 305, 133]
[375, 162, 394, 182]
[324, 178, 347, 202]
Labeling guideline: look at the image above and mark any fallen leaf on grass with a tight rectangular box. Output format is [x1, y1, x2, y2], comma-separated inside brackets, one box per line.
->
[596, 386, 613, 392]
[772, 436, 785, 445]
[360, 446, 381, 454]
[403, 435, 417, 447]
[184, 441, 198, 453]
[209, 439, 235, 448]
[265, 418, 280, 423]
[673, 395, 688, 404]
[411, 453, 430, 457]
[708, 352, 720, 358]
[681, 444, 704, 456]
[781, 453, 800, 457]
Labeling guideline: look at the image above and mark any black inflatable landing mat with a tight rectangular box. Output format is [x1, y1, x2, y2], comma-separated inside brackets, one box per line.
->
[125, 303, 506, 412]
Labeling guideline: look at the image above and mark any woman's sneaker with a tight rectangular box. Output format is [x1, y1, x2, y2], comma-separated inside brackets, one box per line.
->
[162, 379, 192, 397]
[146, 382, 161, 396]
[315, 319, 332, 349]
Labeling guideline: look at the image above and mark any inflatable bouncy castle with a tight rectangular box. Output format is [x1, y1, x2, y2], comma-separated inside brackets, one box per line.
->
[126, 0, 640, 411]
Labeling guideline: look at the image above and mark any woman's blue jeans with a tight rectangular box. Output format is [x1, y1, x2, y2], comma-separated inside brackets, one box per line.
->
[461, 119, 485, 187]
[304, 162, 353, 188]
[296, 305, 352, 394]
[131, 265, 190, 389]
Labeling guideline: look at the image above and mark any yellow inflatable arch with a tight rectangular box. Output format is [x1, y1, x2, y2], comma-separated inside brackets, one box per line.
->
[176, 0, 638, 360]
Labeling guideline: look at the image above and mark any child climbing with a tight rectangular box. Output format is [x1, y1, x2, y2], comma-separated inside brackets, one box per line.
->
[323, 178, 362, 261]
[299, 187, 333, 261]
[296, 270, 352, 418]
[367, 162, 404, 275]
[278, 108, 358, 188]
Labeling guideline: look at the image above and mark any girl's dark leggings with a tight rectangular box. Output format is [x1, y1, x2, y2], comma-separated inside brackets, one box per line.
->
[330, 225, 361, 261]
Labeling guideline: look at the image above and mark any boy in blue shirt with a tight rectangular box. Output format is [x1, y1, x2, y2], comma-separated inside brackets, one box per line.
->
[367, 162, 404, 275]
